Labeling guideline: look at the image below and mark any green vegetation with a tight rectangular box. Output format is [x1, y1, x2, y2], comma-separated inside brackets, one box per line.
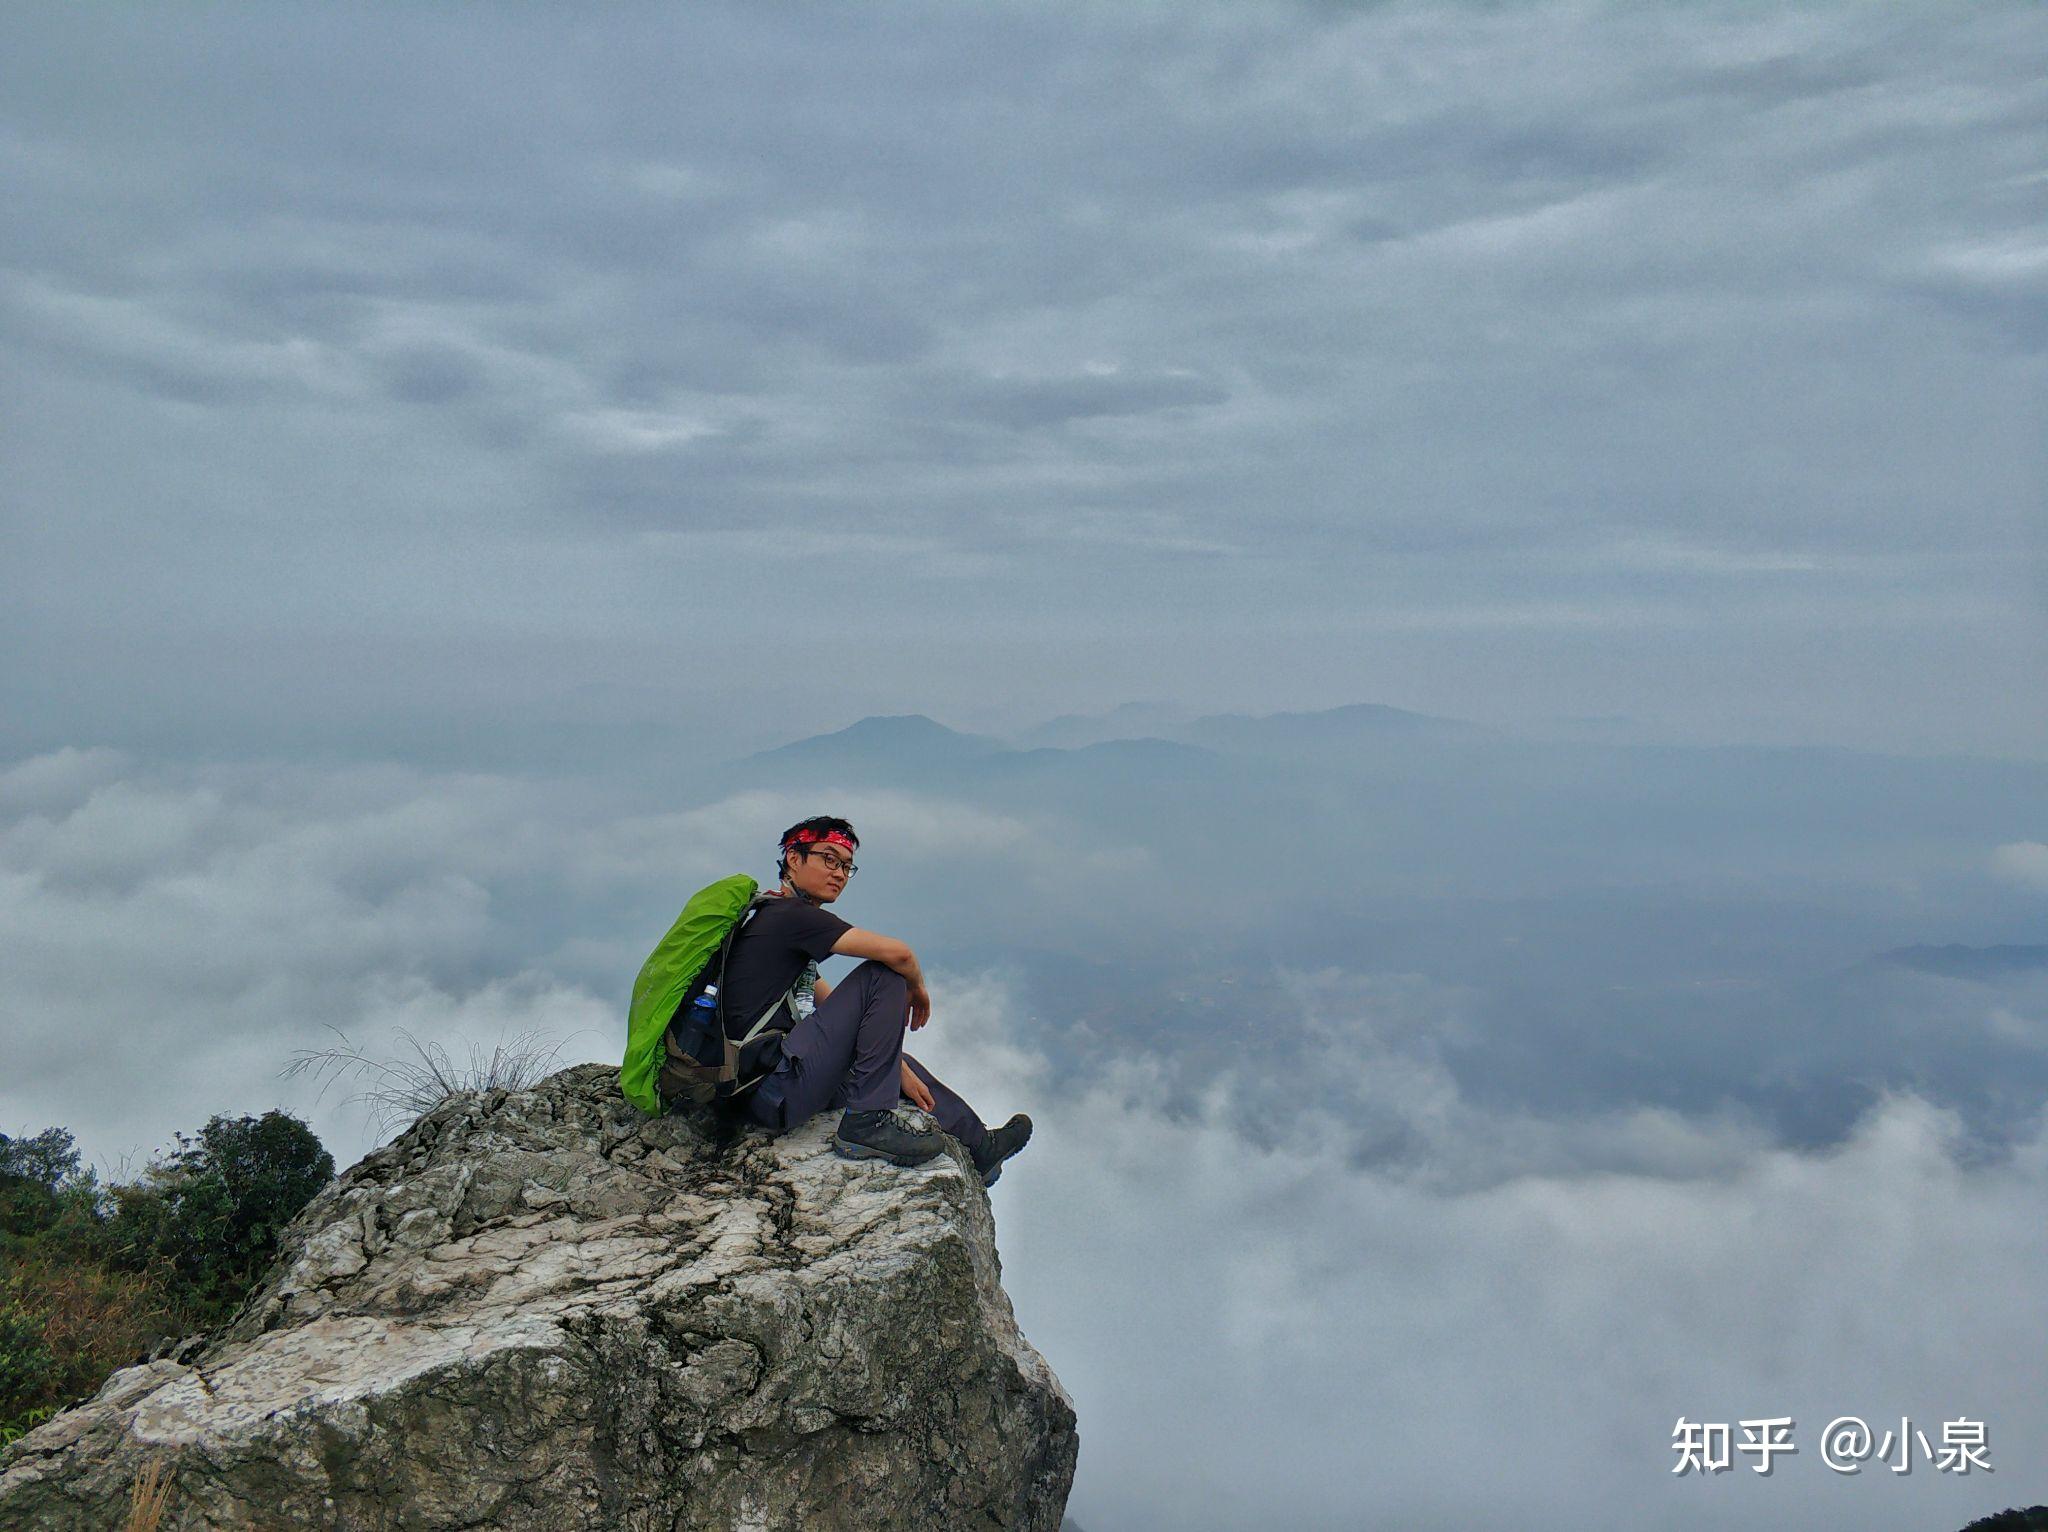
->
[0, 1115, 333, 1442]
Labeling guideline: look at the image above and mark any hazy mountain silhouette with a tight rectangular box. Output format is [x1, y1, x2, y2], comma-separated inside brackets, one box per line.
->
[737, 712, 2048, 865]
[989, 737, 1221, 780]
[741, 714, 1006, 779]
[1014, 702, 1195, 749]
[738, 715, 1232, 801]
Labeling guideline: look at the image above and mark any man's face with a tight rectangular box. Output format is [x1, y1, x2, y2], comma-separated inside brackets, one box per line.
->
[785, 840, 855, 903]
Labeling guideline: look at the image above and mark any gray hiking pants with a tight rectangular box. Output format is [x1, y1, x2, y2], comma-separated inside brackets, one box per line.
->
[743, 959, 987, 1152]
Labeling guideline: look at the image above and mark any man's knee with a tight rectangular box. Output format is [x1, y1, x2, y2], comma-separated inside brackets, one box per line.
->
[850, 959, 906, 996]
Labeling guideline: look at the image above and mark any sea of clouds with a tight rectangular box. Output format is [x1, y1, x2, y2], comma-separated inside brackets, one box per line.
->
[6, 745, 2045, 1528]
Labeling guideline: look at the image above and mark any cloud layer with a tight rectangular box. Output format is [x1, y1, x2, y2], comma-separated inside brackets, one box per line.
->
[917, 974, 2048, 1531]
[4, 745, 2045, 1526]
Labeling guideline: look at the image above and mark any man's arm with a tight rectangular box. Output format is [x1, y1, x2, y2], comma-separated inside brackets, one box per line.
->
[830, 927, 931, 1029]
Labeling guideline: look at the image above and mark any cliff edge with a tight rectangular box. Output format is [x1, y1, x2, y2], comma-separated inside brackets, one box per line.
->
[0, 1064, 1077, 1530]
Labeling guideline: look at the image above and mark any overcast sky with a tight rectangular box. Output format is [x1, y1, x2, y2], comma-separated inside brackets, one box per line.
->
[3, 1, 2043, 761]
[4, 5, 2047, 1529]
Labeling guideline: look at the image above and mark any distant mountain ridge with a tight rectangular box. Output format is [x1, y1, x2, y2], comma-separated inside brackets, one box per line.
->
[743, 713, 1006, 767]
[1014, 702, 1194, 750]
[737, 712, 1224, 793]
[752, 701, 1487, 766]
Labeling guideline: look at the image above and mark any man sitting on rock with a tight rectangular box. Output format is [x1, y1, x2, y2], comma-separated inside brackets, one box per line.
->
[689, 816, 1032, 1183]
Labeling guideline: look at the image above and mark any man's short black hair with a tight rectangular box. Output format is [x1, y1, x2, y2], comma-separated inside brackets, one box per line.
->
[776, 815, 859, 881]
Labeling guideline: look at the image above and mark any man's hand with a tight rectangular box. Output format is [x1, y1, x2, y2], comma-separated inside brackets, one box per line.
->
[906, 979, 931, 1031]
[900, 1058, 935, 1112]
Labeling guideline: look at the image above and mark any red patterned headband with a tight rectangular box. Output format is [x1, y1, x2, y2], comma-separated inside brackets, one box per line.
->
[783, 827, 857, 855]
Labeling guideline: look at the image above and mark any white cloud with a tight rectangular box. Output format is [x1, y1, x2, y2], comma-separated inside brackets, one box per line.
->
[0, 746, 131, 815]
[0, 756, 573, 1167]
[556, 406, 724, 454]
[1991, 840, 2048, 890]
[0, 759, 1157, 1170]
[1930, 234, 2048, 289]
[575, 787, 1152, 903]
[913, 979, 2048, 1532]
[614, 159, 725, 203]
[0, 269, 357, 399]
[3, 746, 2045, 1528]
[1985, 1004, 2048, 1049]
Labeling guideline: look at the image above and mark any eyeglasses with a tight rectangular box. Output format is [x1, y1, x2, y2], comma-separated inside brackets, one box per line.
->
[801, 847, 858, 878]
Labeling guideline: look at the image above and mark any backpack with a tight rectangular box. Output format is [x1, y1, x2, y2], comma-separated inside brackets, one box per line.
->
[622, 874, 785, 1114]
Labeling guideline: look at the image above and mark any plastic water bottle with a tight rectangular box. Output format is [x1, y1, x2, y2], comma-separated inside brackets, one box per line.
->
[680, 984, 721, 1060]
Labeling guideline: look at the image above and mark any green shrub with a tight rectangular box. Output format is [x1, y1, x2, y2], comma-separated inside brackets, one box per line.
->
[0, 1254, 181, 1428]
[0, 1128, 84, 1239]
[102, 1111, 333, 1321]
[0, 1300, 54, 1412]
[0, 1128, 82, 1190]
[0, 1109, 334, 1431]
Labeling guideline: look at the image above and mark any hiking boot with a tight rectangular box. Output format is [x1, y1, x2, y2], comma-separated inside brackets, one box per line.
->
[971, 1113, 1033, 1187]
[834, 1108, 946, 1167]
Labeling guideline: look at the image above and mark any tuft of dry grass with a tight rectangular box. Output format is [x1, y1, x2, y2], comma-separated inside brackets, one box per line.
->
[284, 1026, 568, 1139]
[0, 1255, 183, 1431]
[125, 1456, 171, 1531]
[10, 1257, 169, 1364]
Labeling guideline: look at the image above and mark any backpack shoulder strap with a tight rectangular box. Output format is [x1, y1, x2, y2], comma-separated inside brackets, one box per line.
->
[706, 892, 789, 1026]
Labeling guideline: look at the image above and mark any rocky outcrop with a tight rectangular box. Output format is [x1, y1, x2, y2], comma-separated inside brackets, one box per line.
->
[0, 1065, 1076, 1530]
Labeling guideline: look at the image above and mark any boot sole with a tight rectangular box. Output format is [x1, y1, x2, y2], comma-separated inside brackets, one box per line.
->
[832, 1135, 942, 1168]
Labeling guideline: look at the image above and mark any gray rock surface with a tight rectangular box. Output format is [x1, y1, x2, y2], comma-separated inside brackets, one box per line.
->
[0, 1064, 1076, 1529]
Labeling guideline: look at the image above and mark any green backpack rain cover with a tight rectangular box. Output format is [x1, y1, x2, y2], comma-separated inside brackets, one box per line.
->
[621, 873, 759, 1115]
